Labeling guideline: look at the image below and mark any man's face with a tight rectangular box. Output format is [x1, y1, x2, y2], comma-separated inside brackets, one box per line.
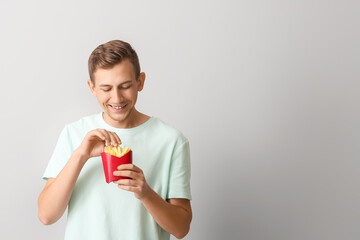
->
[88, 59, 145, 128]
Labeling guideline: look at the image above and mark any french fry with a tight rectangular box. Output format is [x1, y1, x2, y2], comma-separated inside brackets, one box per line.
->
[114, 146, 119, 156]
[105, 145, 131, 158]
[122, 146, 129, 155]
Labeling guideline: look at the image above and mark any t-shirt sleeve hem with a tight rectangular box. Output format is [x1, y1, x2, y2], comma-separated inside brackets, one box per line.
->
[42, 175, 56, 181]
[167, 193, 192, 200]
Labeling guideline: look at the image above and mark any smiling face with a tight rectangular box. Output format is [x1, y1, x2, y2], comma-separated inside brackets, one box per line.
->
[88, 59, 145, 128]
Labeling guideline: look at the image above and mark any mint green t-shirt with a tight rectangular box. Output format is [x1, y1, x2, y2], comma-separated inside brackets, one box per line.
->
[42, 113, 191, 240]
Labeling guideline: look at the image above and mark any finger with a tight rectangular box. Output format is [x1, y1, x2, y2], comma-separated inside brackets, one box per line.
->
[117, 164, 142, 172]
[88, 130, 109, 147]
[108, 131, 120, 147]
[98, 129, 112, 146]
[89, 130, 106, 142]
[112, 132, 122, 146]
[113, 170, 141, 179]
[115, 179, 137, 186]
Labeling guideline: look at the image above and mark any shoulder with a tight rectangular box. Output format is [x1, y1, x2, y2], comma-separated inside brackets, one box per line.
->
[150, 117, 189, 145]
[56, 113, 101, 147]
[64, 113, 101, 135]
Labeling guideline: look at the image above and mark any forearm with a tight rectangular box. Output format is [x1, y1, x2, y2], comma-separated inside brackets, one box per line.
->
[140, 188, 191, 239]
[38, 150, 87, 225]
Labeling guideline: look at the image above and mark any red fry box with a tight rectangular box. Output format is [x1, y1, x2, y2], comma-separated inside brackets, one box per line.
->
[101, 150, 132, 183]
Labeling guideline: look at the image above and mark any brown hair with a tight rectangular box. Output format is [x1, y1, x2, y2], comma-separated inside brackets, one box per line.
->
[88, 40, 141, 83]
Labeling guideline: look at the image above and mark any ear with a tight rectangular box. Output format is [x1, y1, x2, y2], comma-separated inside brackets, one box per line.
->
[137, 72, 146, 92]
[87, 79, 96, 96]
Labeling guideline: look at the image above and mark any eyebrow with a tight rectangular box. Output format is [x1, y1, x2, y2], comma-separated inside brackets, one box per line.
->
[99, 80, 132, 87]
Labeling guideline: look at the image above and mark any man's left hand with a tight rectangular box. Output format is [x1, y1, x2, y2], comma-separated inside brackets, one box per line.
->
[113, 164, 150, 199]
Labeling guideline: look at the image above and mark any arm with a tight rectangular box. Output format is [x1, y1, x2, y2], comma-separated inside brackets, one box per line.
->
[37, 151, 87, 225]
[38, 129, 122, 225]
[141, 190, 192, 239]
[114, 165, 192, 239]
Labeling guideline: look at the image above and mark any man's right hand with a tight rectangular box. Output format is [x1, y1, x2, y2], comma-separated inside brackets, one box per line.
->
[76, 129, 122, 160]
[38, 128, 121, 225]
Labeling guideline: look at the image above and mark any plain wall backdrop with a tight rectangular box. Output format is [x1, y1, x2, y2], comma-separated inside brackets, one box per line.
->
[1, 0, 359, 239]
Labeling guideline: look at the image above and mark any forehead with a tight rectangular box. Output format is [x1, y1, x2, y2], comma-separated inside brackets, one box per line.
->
[93, 59, 136, 85]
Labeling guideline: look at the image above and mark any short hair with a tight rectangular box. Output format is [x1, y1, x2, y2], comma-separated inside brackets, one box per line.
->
[88, 40, 141, 83]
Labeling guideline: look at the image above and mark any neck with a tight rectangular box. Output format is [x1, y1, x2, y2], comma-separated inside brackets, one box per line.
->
[103, 109, 150, 129]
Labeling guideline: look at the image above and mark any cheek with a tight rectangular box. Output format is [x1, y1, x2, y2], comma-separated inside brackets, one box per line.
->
[124, 89, 137, 99]
[96, 92, 109, 102]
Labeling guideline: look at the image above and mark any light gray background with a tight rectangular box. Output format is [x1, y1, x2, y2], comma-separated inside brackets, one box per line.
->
[0, 0, 359, 239]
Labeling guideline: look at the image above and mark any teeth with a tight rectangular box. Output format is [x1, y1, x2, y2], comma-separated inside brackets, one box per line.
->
[111, 105, 125, 109]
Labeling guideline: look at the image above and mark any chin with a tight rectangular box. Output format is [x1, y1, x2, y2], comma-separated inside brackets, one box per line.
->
[107, 110, 130, 121]
[108, 112, 125, 120]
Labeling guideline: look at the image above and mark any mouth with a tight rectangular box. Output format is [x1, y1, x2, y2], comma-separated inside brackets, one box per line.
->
[108, 104, 127, 112]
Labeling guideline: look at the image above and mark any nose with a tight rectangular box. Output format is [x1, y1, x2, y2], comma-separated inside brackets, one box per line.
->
[111, 88, 123, 103]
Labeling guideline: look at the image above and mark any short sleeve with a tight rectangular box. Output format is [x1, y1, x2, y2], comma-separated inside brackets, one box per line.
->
[166, 139, 192, 200]
[42, 125, 73, 180]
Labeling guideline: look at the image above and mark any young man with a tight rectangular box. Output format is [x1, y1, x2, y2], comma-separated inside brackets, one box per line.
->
[38, 40, 192, 240]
